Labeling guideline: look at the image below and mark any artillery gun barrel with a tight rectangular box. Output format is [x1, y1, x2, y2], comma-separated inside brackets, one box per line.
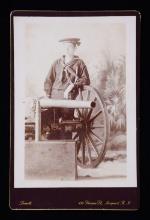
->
[39, 98, 96, 109]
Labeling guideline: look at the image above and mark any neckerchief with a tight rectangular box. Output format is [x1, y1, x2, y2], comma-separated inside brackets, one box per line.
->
[60, 55, 79, 83]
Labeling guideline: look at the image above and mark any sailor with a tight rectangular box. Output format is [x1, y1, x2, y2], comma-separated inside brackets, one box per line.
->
[43, 38, 90, 139]
[44, 38, 90, 100]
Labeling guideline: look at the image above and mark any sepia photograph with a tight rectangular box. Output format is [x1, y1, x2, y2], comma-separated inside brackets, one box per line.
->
[12, 14, 137, 189]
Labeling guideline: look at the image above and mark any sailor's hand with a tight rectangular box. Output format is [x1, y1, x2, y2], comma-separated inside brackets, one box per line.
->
[45, 94, 51, 98]
[64, 83, 74, 99]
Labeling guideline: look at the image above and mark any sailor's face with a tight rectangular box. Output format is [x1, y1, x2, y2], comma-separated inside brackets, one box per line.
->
[63, 42, 76, 56]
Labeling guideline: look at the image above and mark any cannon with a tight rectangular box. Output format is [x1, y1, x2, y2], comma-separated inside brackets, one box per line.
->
[25, 86, 109, 168]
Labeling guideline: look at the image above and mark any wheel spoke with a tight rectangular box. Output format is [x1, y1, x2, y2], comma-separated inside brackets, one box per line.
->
[81, 135, 86, 164]
[85, 135, 92, 164]
[89, 110, 102, 122]
[90, 129, 103, 144]
[77, 141, 81, 154]
[77, 131, 83, 154]
[87, 133, 99, 156]
[86, 108, 93, 121]
[82, 108, 87, 119]
[84, 108, 89, 118]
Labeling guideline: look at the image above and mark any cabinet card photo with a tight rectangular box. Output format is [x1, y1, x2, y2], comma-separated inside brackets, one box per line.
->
[10, 11, 140, 210]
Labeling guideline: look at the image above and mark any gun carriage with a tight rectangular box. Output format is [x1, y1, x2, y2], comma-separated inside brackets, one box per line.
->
[25, 85, 109, 168]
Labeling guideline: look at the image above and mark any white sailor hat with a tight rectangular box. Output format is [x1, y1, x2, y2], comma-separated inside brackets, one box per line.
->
[59, 38, 81, 46]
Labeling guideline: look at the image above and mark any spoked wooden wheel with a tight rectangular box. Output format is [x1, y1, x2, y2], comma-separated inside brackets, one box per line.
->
[74, 86, 109, 168]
